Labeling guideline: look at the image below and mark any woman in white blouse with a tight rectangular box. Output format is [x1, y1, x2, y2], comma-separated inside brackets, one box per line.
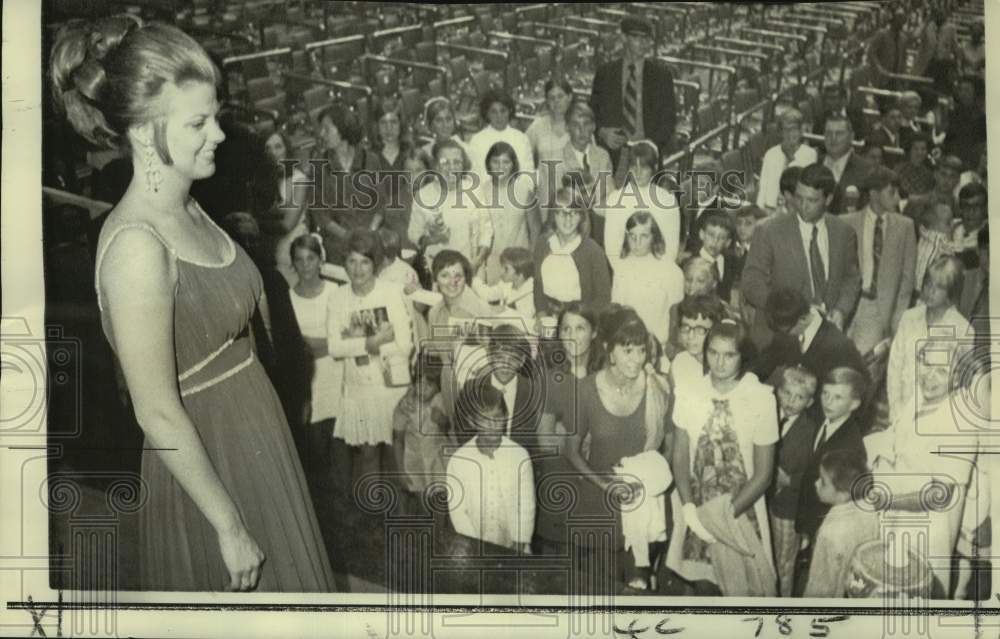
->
[886, 255, 972, 423]
[327, 230, 412, 483]
[600, 141, 682, 264]
[667, 320, 778, 595]
[287, 234, 343, 477]
[756, 108, 818, 214]
[611, 211, 684, 348]
[408, 139, 493, 272]
[468, 88, 535, 181]
[525, 78, 573, 167]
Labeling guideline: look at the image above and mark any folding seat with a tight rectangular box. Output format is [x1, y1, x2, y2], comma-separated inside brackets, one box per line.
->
[302, 86, 331, 112]
[469, 32, 487, 48]
[242, 56, 270, 82]
[254, 94, 286, 120]
[450, 56, 470, 83]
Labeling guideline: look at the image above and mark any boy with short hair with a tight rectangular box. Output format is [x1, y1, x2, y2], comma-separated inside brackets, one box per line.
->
[795, 367, 869, 592]
[446, 385, 535, 553]
[803, 449, 879, 597]
[768, 365, 819, 597]
[695, 212, 737, 302]
[669, 294, 725, 389]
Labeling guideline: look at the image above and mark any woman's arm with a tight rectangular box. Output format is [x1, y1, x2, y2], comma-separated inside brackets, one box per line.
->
[730, 443, 775, 518]
[100, 229, 263, 590]
[326, 294, 368, 359]
[672, 428, 694, 505]
[561, 411, 610, 491]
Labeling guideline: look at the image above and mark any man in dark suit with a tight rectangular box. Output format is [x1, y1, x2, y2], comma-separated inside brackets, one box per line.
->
[751, 288, 869, 426]
[456, 325, 544, 456]
[810, 84, 865, 139]
[794, 367, 869, 594]
[590, 16, 676, 174]
[741, 163, 862, 350]
[819, 114, 874, 214]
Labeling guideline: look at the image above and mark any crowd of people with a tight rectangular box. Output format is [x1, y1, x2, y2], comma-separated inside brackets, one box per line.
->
[44, 2, 990, 599]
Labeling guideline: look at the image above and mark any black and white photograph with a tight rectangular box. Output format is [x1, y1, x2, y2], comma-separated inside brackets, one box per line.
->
[1, 0, 997, 636]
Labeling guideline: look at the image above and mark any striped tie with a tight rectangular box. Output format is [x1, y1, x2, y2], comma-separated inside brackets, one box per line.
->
[624, 63, 638, 136]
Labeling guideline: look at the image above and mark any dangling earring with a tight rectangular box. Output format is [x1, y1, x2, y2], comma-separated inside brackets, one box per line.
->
[142, 142, 162, 193]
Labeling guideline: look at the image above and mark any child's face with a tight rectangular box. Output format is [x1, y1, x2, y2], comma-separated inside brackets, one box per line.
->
[679, 315, 713, 357]
[921, 270, 951, 309]
[500, 261, 518, 284]
[777, 382, 813, 418]
[932, 204, 953, 233]
[735, 216, 757, 244]
[699, 224, 732, 258]
[814, 466, 847, 506]
[820, 383, 861, 423]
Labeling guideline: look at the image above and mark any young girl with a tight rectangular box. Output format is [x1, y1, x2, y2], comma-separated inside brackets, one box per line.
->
[392, 350, 451, 496]
[446, 385, 535, 552]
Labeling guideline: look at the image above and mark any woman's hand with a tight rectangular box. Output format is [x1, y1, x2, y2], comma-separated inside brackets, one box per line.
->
[218, 522, 266, 592]
[366, 322, 395, 354]
[682, 502, 717, 545]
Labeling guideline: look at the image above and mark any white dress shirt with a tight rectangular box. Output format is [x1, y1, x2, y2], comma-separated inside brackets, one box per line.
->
[814, 414, 851, 450]
[446, 436, 536, 549]
[823, 150, 853, 184]
[799, 307, 824, 354]
[699, 246, 726, 282]
[797, 216, 830, 300]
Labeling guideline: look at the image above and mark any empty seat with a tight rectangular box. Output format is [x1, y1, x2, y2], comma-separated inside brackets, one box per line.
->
[242, 56, 270, 81]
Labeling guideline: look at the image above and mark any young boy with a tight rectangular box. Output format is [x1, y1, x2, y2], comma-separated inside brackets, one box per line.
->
[446, 385, 535, 553]
[803, 449, 879, 597]
[471, 246, 536, 324]
[669, 294, 725, 389]
[795, 367, 869, 591]
[768, 365, 819, 597]
[695, 211, 737, 302]
[730, 205, 766, 325]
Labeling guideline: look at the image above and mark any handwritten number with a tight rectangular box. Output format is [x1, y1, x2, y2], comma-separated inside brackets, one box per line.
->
[776, 615, 792, 635]
[811, 616, 849, 637]
[743, 616, 764, 637]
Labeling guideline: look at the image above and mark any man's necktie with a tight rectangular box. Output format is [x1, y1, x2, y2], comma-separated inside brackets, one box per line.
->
[624, 63, 638, 136]
[809, 225, 827, 303]
[814, 421, 829, 451]
[870, 216, 883, 297]
[582, 150, 592, 182]
[715, 258, 723, 284]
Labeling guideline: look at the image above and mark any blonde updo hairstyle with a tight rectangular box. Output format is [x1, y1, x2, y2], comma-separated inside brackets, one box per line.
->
[50, 15, 220, 164]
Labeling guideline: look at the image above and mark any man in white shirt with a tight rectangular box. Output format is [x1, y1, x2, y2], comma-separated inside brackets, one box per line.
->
[757, 108, 818, 213]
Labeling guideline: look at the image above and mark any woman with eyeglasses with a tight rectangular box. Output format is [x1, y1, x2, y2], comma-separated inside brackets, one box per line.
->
[532, 188, 611, 317]
[407, 139, 493, 275]
[611, 210, 684, 349]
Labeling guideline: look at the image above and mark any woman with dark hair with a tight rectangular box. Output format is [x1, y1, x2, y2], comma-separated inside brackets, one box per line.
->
[423, 249, 496, 417]
[468, 88, 535, 180]
[327, 230, 412, 482]
[52, 16, 333, 591]
[532, 187, 611, 317]
[313, 103, 385, 265]
[480, 141, 538, 284]
[288, 234, 342, 477]
[262, 127, 309, 285]
[611, 210, 684, 348]
[372, 96, 411, 173]
[667, 319, 777, 596]
[559, 307, 670, 589]
[896, 133, 936, 199]
[525, 78, 573, 166]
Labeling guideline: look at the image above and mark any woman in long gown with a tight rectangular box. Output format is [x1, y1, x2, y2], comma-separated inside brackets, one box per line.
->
[52, 17, 333, 591]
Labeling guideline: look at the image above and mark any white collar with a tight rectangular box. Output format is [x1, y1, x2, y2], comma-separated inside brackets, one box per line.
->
[491, 373, 517, 392]
[797, 214, 827, 235]
[799, 307, 823, 352]
[548, 233, 582, 255]
[699, 247, 723, 265]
